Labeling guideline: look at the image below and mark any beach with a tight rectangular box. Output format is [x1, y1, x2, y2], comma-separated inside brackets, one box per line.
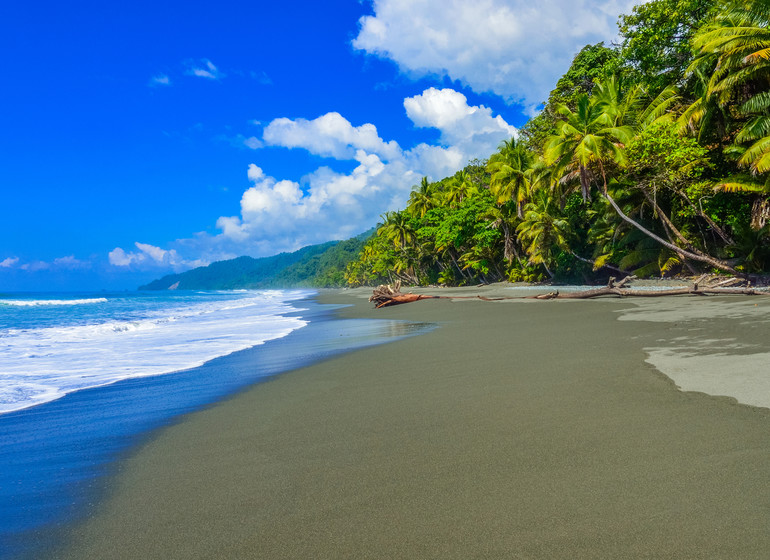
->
[51, 287, 770, 559]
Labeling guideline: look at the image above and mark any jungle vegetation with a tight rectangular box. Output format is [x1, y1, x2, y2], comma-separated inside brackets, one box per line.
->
[345, 0, 770, 286]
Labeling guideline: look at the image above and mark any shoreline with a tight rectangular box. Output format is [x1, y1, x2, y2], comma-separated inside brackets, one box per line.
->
[2, 293, 431, 560]
[52, 288, 770, 559]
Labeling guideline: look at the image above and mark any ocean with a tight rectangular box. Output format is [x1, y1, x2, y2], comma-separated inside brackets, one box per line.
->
[0, 290, 429, 559]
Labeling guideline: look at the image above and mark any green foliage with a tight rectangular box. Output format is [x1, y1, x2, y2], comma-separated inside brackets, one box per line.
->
[520, 43, 622, 153]
[626, 120, 711, 186]
[141, 235, 372, 290]
[344, 0, 770, 285]
[270, 235, 371, 287]
[619, 0, 717, 94]
[550, 43, 623, 107]
[140, 243, 338, 290]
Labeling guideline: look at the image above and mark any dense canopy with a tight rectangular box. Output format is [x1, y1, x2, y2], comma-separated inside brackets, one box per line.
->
[345, 0, 770, 286]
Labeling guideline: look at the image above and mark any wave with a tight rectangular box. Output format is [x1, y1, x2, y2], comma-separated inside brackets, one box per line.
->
[0, 290, 314, 414]
[0, 298, 109, 307]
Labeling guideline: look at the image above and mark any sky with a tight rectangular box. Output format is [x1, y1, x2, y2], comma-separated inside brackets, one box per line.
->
[0, 0, 643, 290]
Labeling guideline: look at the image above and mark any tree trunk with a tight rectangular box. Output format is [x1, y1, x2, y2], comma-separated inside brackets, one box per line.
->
[750, 196, 770, 230]
[676, 191, 734, 245]
[502, 222, 515, 262]
[602, 191, 738, 275]
[579, 165, 592, 202]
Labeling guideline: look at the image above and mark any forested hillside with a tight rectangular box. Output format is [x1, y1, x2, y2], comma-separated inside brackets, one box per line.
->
[345, 0, 770, 286]
[141, 233, 371, 290]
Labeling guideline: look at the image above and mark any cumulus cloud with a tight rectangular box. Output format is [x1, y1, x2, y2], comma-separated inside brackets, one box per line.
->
[263, 112, 402, 160]
[0, 257, 19, 268]
[206, 87, 515, 255]
[103, 87, 516, 268]
[186, 59, 223, 80]
[109, 242, 207, 270]
[353, 0, 642, 110]
[243, 136, 262, 149]
[404, 87, 517, 155]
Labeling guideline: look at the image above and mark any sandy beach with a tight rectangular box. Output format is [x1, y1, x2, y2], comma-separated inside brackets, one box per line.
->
[52, 287, 770, 559]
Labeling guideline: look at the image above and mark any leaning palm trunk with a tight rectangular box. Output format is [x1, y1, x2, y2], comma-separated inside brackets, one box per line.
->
[603, 191, 738, 275]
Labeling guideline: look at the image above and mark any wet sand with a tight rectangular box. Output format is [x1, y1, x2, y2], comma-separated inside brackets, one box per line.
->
[54, 287, 770, 559]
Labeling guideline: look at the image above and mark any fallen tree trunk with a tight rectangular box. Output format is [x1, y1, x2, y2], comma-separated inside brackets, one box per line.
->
[373, 293, 438, 308]
[369, 276, 770, 307]
[526, 275, 770, 299]
[369, 281, 440, 308]
[527, 285, 769, 299]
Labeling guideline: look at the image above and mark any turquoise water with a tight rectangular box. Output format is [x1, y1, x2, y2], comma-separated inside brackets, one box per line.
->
[0, 291, 431, 559]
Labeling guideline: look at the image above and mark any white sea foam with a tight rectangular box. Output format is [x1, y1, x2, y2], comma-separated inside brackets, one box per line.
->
[0, 298, 109, 307]
[0, 290, 313, 414]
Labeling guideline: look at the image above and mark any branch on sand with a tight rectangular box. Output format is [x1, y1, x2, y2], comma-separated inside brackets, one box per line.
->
[369, 276, 770, 308]
[369, 281, 439, 308]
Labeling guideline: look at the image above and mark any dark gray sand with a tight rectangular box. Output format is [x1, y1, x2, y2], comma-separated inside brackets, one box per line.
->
[55, 288, 770, 559]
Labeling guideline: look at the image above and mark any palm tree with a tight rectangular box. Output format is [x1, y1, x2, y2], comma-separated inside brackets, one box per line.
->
[407, 177, 435, 218]
[545, 91, 634, 201]
[378, 211, 415, 251]
[516, 190, 571, 278]
[482, 201, 524, 265]
[687, 0, 770, 225]
[547, 76, 739, 274]
[487, 138, 534, 218]
[442, 171, 475, 208]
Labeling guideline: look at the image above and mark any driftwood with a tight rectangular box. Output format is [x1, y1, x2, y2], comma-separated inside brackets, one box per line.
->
[369, 281, 439, 308]
[526, 275, 770, 300]
[370, 275, 770, 308]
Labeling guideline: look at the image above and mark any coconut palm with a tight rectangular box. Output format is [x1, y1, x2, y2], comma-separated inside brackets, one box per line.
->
[545, 91, 635, 201]
[378, 211, 415, 251]
[487, 138, 534, 218]
[687, 0, 770, 226]
[688, 0, 770, 170]
[516, 190, 571, 278]
[407, 177, 436, 218]
[441, 171, 476, 208]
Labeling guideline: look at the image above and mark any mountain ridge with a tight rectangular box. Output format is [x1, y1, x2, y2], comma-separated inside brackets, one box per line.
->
[139, 231, 373, 290]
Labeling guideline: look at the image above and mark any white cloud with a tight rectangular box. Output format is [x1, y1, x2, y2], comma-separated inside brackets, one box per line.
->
[101, 87, 515, 268]
[205, 88, 515, 255]
[404, 87, 517, 155]
[20, 261, 50, 272]
[53, 255, 90, 269]
[109, 242, 207, 270]
[353, 0, 643, 110]
[1, 256, 91, 272]
[186, 59, 223, 80]
[263, 112, 401, 160]
[243, 136, 262, 149]
[149, 74, 171, 87]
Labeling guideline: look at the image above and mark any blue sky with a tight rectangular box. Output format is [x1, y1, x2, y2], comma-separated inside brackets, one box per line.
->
[1, 0, 641, 290]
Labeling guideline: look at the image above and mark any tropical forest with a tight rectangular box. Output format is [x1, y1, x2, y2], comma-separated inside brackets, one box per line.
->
[344, 0, 770, 286]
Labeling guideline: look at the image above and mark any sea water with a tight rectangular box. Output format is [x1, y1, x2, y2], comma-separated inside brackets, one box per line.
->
[0, 290, 310, 414]
[0, 290, 431, 559]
